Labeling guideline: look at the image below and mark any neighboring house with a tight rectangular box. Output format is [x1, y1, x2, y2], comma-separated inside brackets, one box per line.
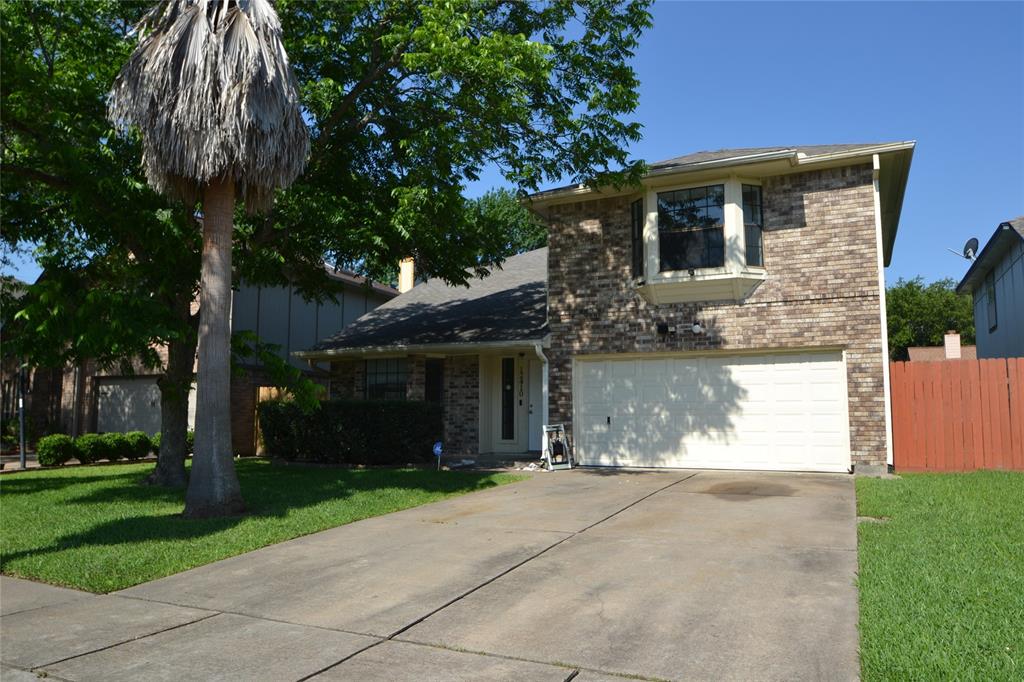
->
[907, 331, 976, 361]
[955, 218, 1024, 359]
[301, 142, 916, 474]
[4, 270, 395, 455]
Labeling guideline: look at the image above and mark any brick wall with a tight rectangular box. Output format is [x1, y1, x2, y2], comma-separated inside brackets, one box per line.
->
[443, 355, 480, 455]
[546, 164, 888, 469]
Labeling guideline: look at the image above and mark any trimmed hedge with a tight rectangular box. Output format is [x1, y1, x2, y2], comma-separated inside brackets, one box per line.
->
[100, 433, 129, 461]
[151, 430, 194, 455]
[36, 434, 77, 467]
[258, 399, 443, 465]
[123, 431, 152, 461]
[74, 433, 105, 464]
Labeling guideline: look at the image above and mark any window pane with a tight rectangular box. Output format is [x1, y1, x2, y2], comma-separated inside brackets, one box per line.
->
[657, 184, 726, 271]
[660, 228, 725, 270]
[745, 223, 763, 267]
[742, 185, 763, 267]
[365, 358, 408, 401]
[631, 198, 644, 278]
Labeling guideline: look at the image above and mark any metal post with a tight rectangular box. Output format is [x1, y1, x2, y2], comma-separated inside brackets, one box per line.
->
[18, 363, 27, 469]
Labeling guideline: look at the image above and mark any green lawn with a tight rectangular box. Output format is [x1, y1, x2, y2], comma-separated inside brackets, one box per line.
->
[856, 471, 1024, 681]
[0, 460, 522, 593]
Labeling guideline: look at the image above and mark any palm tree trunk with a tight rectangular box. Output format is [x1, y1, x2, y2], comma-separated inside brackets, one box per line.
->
[143, 329, 195, 488]
[184, 176, 245, 517]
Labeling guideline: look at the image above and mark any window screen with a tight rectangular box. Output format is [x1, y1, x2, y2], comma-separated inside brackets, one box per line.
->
[743, 184, 764, 267]
[657, 184, 725, 271]
[365, 358, 408, 400]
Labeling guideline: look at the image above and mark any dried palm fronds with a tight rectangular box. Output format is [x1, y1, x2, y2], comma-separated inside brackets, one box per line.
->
[109, 0, 309, 213]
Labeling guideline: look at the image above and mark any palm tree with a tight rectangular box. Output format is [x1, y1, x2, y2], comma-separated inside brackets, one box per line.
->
[109, 0, 309, 517]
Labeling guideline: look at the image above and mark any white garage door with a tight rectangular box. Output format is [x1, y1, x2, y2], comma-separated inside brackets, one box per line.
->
[575, 352, 851, 473]
[97, 377, 162, 435]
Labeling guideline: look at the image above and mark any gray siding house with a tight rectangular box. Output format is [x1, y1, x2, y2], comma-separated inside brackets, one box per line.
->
[956, 218, 1024, 359]
[302, 142, 915, 475]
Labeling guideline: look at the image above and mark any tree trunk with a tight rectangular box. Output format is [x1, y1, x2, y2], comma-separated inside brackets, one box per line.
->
[142, 310, 196, 488]
[184, 177, 245, 517]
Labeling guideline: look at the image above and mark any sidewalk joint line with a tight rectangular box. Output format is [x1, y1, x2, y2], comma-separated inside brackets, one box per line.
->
[31, 611, 220, 671]
[294, 473, 697, 681]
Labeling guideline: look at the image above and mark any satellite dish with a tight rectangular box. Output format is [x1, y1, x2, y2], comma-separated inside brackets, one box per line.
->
[963, 237, 979, 261]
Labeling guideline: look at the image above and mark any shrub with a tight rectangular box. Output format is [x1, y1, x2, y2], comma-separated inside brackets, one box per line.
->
[152, 430, 195, 455]
[100, 432, 131, 461]
[123, 431, 152, 460]
[258, 399, 443, 465]
[36, 434, 77, 467]
[74, 433, 105, 464]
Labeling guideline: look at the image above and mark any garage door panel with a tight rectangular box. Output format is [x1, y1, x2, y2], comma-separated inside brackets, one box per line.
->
[575, 352, 851, 473]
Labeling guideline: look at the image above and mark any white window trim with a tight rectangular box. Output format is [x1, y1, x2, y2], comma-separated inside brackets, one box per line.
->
[637, 175, 766, 304]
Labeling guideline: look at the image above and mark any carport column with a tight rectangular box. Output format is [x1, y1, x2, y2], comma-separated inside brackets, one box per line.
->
[872, 154, 894, 467]
[534, 343, 549, 455]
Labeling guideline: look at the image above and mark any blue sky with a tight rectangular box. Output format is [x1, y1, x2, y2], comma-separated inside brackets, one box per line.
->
[5, 1, 1022, 287]
[471, 0, 1024, 286]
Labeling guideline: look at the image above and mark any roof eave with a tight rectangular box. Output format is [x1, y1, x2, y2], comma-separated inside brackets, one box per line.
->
[956, 222, 1024, 294]
[296, 336, 551, 360]
[528, 142, 918, 209]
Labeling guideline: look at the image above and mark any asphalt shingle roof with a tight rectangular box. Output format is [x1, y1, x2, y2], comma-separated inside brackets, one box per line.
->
[307, 247, 548, 353]
[649, 143, 892, 170]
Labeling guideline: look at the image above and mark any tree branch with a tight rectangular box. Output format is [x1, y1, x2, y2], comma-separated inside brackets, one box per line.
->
[2, 164, 71, 190]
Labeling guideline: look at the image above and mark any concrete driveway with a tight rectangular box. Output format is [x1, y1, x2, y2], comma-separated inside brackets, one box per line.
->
[0, 469, 858, 681]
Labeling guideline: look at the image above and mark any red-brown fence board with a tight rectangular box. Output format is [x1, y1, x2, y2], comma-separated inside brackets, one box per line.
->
[891, 358, 1024, 472]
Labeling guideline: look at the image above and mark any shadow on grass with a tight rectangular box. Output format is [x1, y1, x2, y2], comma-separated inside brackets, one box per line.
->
[1, 461, 506, 568]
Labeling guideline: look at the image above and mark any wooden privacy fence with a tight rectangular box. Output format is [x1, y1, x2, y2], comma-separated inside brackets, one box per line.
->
[890, 358, 1024, 472]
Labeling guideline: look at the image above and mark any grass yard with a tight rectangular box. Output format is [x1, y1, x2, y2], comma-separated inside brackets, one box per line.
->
[0, 460, 522, 593]
[856, 471, 1024, 681]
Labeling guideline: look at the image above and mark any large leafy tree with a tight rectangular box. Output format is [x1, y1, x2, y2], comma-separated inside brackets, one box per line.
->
[4, 0, 651, 514]
[887, 277, 976, 360]
[2, 0, 202, 488]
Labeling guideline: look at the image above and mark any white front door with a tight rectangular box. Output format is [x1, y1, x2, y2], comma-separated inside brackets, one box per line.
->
[574, 351, 851, 473]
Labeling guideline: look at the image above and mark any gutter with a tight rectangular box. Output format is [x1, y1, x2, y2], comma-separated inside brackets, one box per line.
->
[295, 336, 551, 361]
[529, 142, 917, 205]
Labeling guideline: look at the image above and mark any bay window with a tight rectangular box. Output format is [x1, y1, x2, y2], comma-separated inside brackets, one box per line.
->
[636, 177, 767, 304]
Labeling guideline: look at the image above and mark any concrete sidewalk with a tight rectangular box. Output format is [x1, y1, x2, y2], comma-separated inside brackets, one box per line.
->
[0, 469, 858, 681]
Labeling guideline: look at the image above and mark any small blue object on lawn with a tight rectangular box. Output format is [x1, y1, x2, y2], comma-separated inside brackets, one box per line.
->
[433, 441, 443, 470]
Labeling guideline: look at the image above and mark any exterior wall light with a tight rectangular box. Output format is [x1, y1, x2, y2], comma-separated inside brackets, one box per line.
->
[691, 321, 704, 335]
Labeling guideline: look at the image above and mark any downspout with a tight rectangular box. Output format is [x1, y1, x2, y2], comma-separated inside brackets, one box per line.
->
[533, 342, 549, 455]
[872, 154, 895, 469]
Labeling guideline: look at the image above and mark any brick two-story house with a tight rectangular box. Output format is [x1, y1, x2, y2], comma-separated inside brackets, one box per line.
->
[301, 142, 915, 474]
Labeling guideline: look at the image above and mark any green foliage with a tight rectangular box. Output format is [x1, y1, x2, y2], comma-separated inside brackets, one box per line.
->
[73, 434, 105, 465]
[123, 431, 152, 461]
[35, 434, 77, 467]
[100, 432, 130, 461]
[152, 430, 194, 454]
[232, 332, 323, 414]
[0, 460, 522, 592]
[887, 277, 975, 360]
[467, 188, 547, 255]
[857, 472, 1024, 679]
[259, 399, 443, 465]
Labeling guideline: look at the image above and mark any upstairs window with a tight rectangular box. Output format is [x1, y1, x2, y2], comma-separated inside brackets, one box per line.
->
[657, 184, 725, 271]
[743, 184, 764, 267]
[365, 358, 408, 400]
[985, 271, 998, 332]
[630, 199, 644, 278]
